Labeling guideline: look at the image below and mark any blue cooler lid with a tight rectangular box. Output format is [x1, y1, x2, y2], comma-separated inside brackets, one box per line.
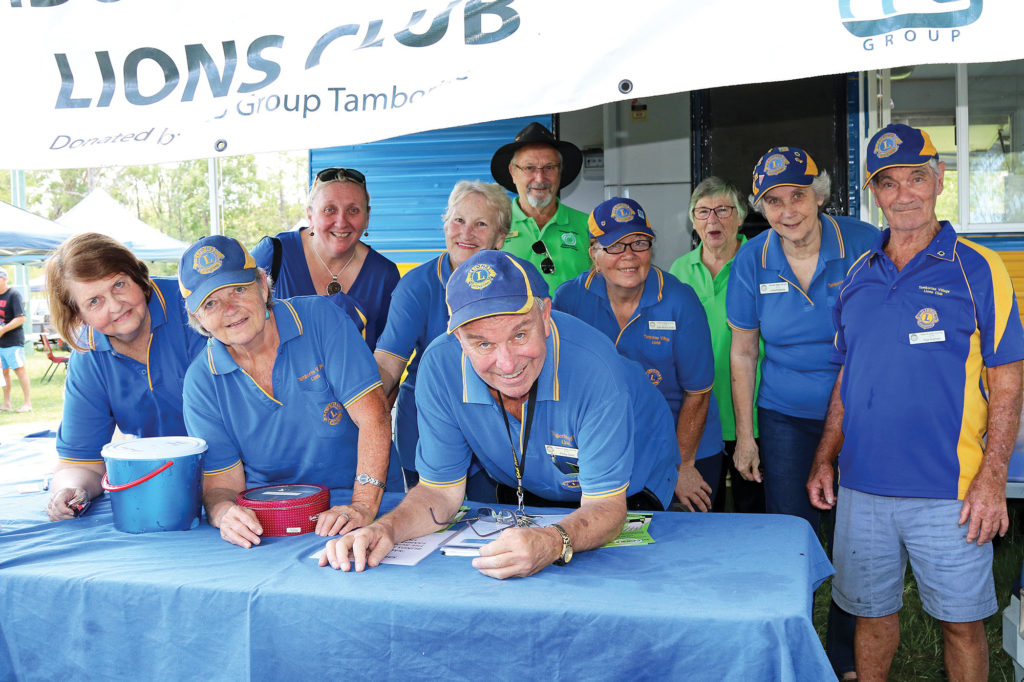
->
[101, 436, 207, 460]
[241, 484, 323, 501]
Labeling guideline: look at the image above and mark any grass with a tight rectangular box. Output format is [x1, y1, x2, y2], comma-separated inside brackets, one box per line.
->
[0, 345, 67, 433]
[810, 499, 1024, 680]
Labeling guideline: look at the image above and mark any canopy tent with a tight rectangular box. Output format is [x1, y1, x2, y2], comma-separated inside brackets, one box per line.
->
[0, 201, 73, 264]
[0, 0, 1021, 169]
[57, 189, 188, 263]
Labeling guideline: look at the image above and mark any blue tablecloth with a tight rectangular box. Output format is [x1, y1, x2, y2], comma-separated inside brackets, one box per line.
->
[0, 438, 836, 681]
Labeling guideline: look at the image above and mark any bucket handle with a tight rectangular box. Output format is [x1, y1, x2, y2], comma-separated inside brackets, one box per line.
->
[101, 461, 174, 492]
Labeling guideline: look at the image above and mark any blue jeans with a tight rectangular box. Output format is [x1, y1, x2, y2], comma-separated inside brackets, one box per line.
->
[758, 407, 855, 676]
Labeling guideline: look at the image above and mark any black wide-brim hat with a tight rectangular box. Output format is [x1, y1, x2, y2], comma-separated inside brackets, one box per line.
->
[490, 122, 583, 194]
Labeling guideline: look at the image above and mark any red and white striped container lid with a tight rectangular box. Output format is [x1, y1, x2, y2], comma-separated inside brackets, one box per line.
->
[235, 484, 330, 537]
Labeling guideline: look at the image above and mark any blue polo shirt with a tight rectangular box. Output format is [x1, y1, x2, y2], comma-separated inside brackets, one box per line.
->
[250, 229, 399, 349]
[58, 278, 206, 462]
[553, 266, 723, 460]
[375, 253, 453, 389]
[183, 296, 394, 490]
[414, 311, 679, 508]
[726, 215, 877, 419]
[833, 222, 1024, 500]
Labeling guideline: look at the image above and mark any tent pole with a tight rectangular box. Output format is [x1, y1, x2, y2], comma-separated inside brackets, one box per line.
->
[10, 170, 26, 209]
[208, 158, 221, 236]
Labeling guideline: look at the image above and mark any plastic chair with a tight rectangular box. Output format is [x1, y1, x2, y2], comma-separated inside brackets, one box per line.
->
[40, 334, 68, 383]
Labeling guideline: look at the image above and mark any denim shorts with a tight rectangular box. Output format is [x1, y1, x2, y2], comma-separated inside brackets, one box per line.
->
[832, 486, 996, 622]
[0, 346, 25, 370]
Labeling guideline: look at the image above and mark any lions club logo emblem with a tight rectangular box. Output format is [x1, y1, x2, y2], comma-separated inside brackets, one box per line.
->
[322, 402, 344, 426]
[610, 202, 637, 223]
[193, 245, 224, 275]
[466, 263, 496, 290]
[874, 132, 903, 159]
[915, 307, 939, 330]
[763, 153, 789, 176]
[646, 368, 663, 386]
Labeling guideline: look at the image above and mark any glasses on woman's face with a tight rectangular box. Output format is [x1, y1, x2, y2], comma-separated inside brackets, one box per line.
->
[602, 238, 652, 255]
[313, 167, 367, 186]
[692, 205, 735, 221]
[531, 240, 555, 274]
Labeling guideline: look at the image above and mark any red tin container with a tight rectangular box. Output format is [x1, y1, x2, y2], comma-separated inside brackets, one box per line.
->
[235, 484, 330, 537]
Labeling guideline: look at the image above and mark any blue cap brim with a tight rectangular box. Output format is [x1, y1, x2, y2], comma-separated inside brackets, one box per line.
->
[447, 294, 535, 333]
[186, 269, 259, 313]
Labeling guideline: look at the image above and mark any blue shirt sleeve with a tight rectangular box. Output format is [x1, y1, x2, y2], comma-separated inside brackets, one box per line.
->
[670, 280, 715, 393]
[726, 240, 760, 331]
[376, 271, 430, 362]
[413, 343, 472, 487]
[183, 354, 244, 476]
[574, 354, 637, 498]
[57, 351, 116, 462]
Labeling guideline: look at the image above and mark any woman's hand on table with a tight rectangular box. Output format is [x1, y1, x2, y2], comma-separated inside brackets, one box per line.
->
[733, 437, 762, 483]
[45, 487, 88, 521]
[315, 501, 376, 536]
[674, 464, 712, 512]
[215, 503, 263, 548]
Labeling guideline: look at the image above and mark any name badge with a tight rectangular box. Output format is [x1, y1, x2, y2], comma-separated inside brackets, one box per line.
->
[545, 445, 578, 459]
[909, 330, 946, 344]
[649, 320, 676, 331]
[759, 282, 789, 294]
[507, 230, 519, 238]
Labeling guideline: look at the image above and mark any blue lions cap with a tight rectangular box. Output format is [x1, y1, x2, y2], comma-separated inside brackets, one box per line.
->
[446, 250, 549, 333]
[751, 147, 819, 205]
[588, 197, 655, 247]
[863, 123, 939, 188]
[178, 235, 259, 313]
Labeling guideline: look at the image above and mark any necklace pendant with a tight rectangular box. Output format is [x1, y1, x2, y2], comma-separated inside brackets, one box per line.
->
[326, 280, 342, 295]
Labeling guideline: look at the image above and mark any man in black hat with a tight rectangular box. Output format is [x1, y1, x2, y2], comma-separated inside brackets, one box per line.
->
[491, 122, 589, 290]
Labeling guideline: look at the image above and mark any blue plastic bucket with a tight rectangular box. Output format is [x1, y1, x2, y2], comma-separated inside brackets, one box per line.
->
[101, 437, 206, 534]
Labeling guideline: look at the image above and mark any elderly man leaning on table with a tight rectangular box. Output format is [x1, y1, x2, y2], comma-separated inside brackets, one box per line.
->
[322, 249, 680, 578]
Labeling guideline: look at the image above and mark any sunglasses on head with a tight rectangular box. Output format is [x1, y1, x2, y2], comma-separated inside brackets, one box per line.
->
[314, 167, 367, 186]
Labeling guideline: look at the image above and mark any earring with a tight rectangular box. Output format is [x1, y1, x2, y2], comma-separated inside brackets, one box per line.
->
[364, 230, 369, 237]
[265, 310, 270, 320]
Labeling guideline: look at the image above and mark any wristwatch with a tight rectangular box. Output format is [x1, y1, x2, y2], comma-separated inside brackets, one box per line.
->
[552, 523, 573, 566]
[355, 473, 385, 490]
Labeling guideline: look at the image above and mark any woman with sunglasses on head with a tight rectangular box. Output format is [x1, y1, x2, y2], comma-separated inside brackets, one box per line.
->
[43, 233, 206, 521]
[180, 235, 392, 549]
[250, 167, 400, 349]
[553, 198, 724, 512]
[669, 177, 766, 514]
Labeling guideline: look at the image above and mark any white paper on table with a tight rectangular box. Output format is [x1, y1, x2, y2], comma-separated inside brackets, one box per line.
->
[440, 513, 566, 557]
[309, 529, 457, 567]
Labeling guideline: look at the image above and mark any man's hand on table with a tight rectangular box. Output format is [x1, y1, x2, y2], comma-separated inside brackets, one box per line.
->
[319, 523, 394, 571]
[472, 525, 562, 579]
[215, 503, 263, 548]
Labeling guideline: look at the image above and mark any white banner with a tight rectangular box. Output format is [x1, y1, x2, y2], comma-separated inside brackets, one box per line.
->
[0, 0, 1021, 169]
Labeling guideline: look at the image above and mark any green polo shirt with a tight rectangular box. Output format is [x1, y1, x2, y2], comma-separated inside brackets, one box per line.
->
[502, 198, 591, 291]
[669, 236, 761, 441]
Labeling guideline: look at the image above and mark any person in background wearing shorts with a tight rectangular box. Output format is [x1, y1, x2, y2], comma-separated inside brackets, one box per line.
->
[807, 123, 1024, 680]
[0, 267, 31, 413]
